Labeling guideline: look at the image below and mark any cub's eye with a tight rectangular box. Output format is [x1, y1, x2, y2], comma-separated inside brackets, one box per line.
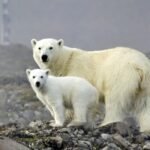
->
[40, 76, 43, 78]
[33, 76, 35, 79]
[49, 46, 53, 50]
[38, 47, 41, 50]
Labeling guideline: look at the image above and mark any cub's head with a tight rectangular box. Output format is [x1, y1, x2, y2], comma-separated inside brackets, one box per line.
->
[31, 38, 64, 67]
[26, 69, 50, 90]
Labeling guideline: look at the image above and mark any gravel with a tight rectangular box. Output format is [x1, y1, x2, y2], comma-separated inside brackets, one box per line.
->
[0, 120, 149, 150]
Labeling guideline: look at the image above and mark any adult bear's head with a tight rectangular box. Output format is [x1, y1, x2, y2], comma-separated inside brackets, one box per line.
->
[31, 38, 64, 68]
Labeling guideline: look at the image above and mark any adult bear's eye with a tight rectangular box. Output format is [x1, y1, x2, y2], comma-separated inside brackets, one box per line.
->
[40, 76, 43, 78]
[49, 46, 53, 50]
[38, 47, 41, 50]
[33, 76, 35, 79]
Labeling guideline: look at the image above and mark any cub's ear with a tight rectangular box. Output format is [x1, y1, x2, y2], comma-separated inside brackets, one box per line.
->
[57, 39, 64, 47]
[26, 69, 31, 76]
[31, 39, 37, 48]
[45, 69, 51, 75]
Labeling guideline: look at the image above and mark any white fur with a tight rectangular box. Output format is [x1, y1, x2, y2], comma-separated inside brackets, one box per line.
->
[31, 38, 150, 132]
[26, 69, 99, 128]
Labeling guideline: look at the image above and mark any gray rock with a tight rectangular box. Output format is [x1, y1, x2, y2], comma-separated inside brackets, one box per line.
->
[49, 136, 63, 148]
[77, 134, 82, 138]
[102, 143, 121, 150]
[143, 142, 150, 150]
[134, 134, 145, 143]
[0, 137, 29, 150]
[29, 120, 43, 128]
[61, 133, 70, 142]
[74, 129, 79, 135]
[132, 144, 140, 149]
[89, 137, 95, 143]
[93, 128, 100, 136]
[95, 138, 105, 147]
[101, 133, 111, 140]
[24, 103, 31, 108]
[79, 129, 84, 135]
[112, 122, 131, 136]
[58, 127, 71, 133]
[78, 140, 92, 149]
[112, 134, 130, 150]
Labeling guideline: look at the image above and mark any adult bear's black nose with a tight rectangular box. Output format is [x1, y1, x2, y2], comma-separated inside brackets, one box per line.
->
[41, 55, 48, 62]
[36, 81, 40, 87]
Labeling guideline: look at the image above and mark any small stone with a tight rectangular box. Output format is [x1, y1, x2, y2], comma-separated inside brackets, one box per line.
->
[43, 148, 52, 150]
[101, 133, 111, 140]
[90, 137, 95, 143]
[24, 103, 31, 108]
[111, 122, 131, 137]
[77, 134, 82, 138]
[143, 142, 150, 150]
[29, 120, 43, 128]
[102, 143, 121, 150]
[49, 136, 63, 148]
[93, 129, 100, 136]
[78, 129, 84, 135]
[0, 137, 29, 150]
[95, 138, 105, 147]
[78, 140, 92, 149]
[113, 134, 130, 149]
[132, 144, 139, 149]
[134, 134, 145, 143]
[58, 127, 71, 133]
[74, 129, 79, 135]
[141, 132, 150, 141]
[61, 133, 70, 142]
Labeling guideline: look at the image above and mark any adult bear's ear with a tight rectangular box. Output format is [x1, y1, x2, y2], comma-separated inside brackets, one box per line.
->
[31, 39, 37, 48]
[57, 39, 64, 47]
[26, 69, 31, 76]
[45, 69, 51, 75]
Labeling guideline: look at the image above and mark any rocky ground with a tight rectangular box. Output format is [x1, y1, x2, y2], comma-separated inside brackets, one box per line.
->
[0, 45, 150, 149]
[1, 120, 150, 150]
[0, 81, 150, 150]
[0, 82, 51, 128]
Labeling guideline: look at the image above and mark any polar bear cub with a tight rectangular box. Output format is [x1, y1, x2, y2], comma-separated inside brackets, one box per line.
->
[26, 69, 99, 128]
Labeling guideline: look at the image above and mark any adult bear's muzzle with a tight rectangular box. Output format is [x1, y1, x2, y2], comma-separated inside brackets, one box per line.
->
[41, 55, 48, 62]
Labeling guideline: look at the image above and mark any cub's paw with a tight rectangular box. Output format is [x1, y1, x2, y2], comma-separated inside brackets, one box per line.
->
[49, 120, 55, 124]
[50, 122, 63, 128]
[67, 121, 86, 127]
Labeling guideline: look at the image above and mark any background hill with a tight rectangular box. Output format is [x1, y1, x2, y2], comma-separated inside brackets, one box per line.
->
[0, 0, 150, 52]
[0, 44, 37, 84]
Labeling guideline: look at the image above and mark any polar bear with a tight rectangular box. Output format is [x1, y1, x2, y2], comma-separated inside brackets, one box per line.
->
[31, 38, 150, 132]
[26, 68, 99, 128]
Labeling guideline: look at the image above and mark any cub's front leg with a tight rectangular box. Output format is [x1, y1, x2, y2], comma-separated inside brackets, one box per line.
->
[50, 100, 65, 127]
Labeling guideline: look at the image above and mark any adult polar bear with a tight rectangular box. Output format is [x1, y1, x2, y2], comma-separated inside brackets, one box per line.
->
[31, 38, 150, 132]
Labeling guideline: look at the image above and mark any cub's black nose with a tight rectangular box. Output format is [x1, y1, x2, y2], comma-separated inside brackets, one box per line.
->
[36, 81, 40, 87]
[41, 55, 48, 62]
